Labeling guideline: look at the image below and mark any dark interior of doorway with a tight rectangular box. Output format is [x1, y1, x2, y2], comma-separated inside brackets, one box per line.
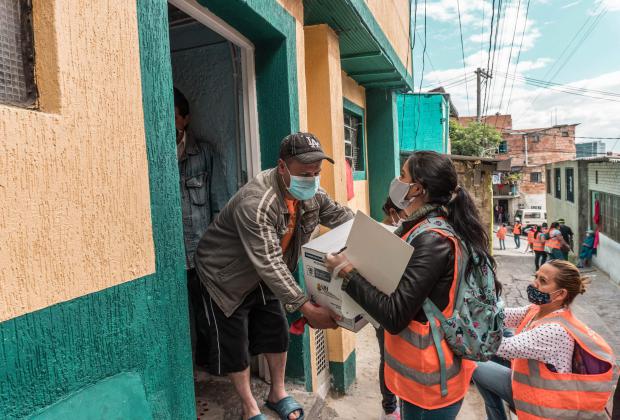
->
[168, 4, 248, 197]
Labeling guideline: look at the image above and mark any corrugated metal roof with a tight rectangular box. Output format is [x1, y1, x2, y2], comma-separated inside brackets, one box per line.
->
[304, 0, 413, 90]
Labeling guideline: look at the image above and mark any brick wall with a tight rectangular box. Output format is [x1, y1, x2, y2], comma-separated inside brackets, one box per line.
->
[588, 162, 620, 196]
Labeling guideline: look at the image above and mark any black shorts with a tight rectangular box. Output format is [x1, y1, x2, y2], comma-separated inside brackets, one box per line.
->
[200, 283, 289, 375]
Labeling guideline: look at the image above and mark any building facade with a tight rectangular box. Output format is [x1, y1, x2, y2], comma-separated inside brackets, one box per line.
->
[0, 0, 412, 417]
[546, 157, 620, 286]
[576, 140, 606, 158]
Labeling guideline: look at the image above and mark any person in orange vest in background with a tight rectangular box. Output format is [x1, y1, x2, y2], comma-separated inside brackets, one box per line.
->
[532, 226, 547, 270]
[497, 224, 507, 250]
[473, 260, 616, 420]
[325, 151, 502, 419]
[524, 225, 536, 254]
[546, 222, 569, 261]
[513, 218, 522, 249]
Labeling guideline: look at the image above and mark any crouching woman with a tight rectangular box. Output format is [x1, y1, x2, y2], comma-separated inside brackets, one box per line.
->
[473, 260, 617, 420]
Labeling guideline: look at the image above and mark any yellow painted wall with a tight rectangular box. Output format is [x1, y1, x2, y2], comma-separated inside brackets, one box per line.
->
[277, 0, 308, 131]
[365, 0, 411, 73]
[0, 0, 155, 322]
[342, 72, 370, 215]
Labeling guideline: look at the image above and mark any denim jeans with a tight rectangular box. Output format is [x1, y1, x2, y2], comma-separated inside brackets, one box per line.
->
[376, 327, 398, 414]
[514, 234, 521, 248]
[499, 239, 505, 250]
[401, 399, 463, 420]
[472, 361, 514, 420]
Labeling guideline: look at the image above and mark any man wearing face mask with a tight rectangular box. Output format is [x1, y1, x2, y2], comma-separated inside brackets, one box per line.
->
[194, 132, 353, 420]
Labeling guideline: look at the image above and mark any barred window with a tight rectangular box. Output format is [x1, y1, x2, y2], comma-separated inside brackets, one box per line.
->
[595, 192, 620, 243]
[0, 0, 37, 107]
[565, 168, 574, 203]
[546, 169, 552, 194]
[554, 168, 561, 199]
[344, 111, 364, 173]
[530, 172, 542, 183]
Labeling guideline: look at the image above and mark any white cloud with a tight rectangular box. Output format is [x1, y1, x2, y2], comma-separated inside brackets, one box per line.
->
[593, 0, 620, 12]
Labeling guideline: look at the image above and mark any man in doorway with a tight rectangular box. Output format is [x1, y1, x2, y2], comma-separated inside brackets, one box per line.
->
[195, 132, 354, 420]
[174, 87, 220, 367]
[557, 218, 574, 260]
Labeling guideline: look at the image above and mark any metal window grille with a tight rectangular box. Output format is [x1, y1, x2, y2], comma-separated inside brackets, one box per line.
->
[314, 328, 328, 375]
[596, 192, 620, 243]
[344, 112, 364, 172]
[0, 0, 37, 107]
[530, 172, 542, 183]
[565, 168, 574, 203]
[554, 168, 561, 199]
[546, 169, 552, 194]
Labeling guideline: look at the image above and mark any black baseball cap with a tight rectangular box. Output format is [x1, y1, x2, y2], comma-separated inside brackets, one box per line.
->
[279, 132, 334, 164]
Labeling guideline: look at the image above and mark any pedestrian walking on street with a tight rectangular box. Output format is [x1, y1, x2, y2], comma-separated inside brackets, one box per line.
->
[512, 219, 522, 249]
[558, 218, 574, 260]
[497, 224, 507, 250]
[532, 226, 547, 270]
[545, 222, 570, 261]
[473, 260, 617, 420]
[326, 151, 502, 420]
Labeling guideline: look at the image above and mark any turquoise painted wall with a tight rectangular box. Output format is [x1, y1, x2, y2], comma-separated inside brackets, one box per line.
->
[0, 1, 195, 418]
[397, 93, 449, 154]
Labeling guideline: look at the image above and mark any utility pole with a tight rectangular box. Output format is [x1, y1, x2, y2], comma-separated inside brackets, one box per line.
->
[475, 68, 492, 121]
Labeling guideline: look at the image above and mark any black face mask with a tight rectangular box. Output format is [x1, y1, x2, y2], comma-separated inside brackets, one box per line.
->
[527, 284, 560, 305]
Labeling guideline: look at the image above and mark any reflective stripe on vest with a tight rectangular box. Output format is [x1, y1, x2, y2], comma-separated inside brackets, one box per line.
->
[383, 220, 475, 409]
[512, 306, 617, 419]
[532, 233, 545, 252]
[527, 231, 535, 243]
[545, 235, 561, 249]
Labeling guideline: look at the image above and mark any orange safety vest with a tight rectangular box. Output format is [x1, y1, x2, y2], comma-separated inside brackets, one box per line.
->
[513, 223, 522, 235]
[532, 232, 545, 252]
[512, 306, 617, 419]
[527, 230, 536, 244]
[497, 227, 507, 240]
[545, 229, 561, 250]
[384, 219, 476, 409]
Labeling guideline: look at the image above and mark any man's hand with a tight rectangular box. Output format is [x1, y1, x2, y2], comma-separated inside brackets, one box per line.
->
[300, 302, 340, 329]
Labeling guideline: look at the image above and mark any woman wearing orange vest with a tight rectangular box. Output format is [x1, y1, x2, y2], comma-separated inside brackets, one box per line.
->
[532, 225, 547, 270]
[497, 224, 507, 250]
[473, 260, 616, 420]
[513, 219, 522, 249]
[326, 151, 502, 419]
[525, 226, 536, 254]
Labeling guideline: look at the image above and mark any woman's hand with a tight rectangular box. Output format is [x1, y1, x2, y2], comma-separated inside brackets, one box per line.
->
[324, 252, 354, 277]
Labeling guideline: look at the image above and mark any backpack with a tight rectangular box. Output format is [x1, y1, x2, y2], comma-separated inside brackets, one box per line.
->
[406, 217, 505, 396]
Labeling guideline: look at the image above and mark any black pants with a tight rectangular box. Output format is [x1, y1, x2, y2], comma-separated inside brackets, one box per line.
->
[376, 327, 398, 414]
[187, 268, 210, 366]
[534, 251, 547, 270]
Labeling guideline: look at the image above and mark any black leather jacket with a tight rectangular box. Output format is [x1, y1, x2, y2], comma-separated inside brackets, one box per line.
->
[343, 210, 456, 335]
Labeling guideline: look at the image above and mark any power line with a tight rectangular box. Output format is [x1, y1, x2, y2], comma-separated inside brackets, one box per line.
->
[487, 0, 509, 116]
[456, 0, 471, 115]
[505, 0, 531, 114]
[499, 0, 522, 112]
[482, 0, 496, 118]
[413, 0, 427, 147]
[399, 0, 416, 141]
[496, 71, 620, 98]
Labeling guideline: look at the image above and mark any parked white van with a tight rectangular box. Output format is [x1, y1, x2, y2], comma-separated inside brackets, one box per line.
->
[514, 209, 547, 230]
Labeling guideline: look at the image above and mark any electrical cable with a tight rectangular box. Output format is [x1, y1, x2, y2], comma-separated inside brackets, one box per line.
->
[456, 0, 471, 115]
[413, 0, 427, 147]
[499, 0, 522, 112]
[505, 0, 531, 114]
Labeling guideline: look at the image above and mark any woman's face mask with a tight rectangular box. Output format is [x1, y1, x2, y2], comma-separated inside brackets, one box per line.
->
[526, 284, 563, 305]
[389, 177, 416, 209]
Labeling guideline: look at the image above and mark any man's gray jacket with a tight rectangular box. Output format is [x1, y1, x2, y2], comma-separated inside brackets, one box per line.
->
[195, 168, 354, 317]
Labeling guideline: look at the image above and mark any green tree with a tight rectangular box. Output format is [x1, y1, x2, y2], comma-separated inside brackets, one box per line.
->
[449, 120, 503, 157]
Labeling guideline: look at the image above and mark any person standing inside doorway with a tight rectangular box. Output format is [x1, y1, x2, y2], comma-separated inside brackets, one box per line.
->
[195, 132, 353, 420]
[497, 224, 507, 250]
[174, 87, 220, 367]
[512, 219, 522, 249]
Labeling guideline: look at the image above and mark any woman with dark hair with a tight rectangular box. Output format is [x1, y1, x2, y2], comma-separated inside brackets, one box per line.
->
[326, 151, 501, 419]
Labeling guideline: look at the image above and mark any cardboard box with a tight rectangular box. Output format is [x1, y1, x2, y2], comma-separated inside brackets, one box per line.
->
[302, 219, 368, 332]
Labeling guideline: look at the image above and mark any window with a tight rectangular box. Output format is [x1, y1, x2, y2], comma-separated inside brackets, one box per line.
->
[596, 192, 620, 243]
[565, 168, 574, 203]
[546, 169, 552, 194]
[530, 172, 542, 183]
[524, 212, 541, 219]
[562, 131, 569, 137]
[532, 134, 540, 142]
[0, 0, 37, 106]
[555, 168, 561, 199]
[343, 99, 365, 180]
[596, 170, 599, 184]
[498, 141, 508, 154]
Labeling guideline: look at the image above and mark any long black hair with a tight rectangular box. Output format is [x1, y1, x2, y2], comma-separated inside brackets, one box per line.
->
[405, 151, 501, 294]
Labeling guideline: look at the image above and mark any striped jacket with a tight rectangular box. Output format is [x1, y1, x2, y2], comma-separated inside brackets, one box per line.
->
[195, 168, 354, 317]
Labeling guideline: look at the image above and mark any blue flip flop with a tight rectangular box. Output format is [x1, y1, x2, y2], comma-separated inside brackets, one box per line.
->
[264, 396, 304, 420]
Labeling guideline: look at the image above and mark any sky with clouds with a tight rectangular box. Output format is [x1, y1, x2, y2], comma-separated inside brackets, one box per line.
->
[410, 0, 620, 152]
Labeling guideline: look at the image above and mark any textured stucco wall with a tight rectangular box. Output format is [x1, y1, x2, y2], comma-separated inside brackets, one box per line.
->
[0, 0, 155, 322]
[397, 94, 447, 153]
[365, 0, 411, 72]
[0, 1, 195, 418]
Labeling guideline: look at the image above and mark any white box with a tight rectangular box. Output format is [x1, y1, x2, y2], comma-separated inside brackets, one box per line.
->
[302, 219, 368, 332]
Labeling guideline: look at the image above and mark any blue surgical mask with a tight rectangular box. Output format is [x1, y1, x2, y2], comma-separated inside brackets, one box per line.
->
[285, 165, 320, 200]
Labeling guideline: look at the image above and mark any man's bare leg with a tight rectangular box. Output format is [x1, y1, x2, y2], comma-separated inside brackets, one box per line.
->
[265, 352, 301, 420]
[229, 368, 261, 420]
